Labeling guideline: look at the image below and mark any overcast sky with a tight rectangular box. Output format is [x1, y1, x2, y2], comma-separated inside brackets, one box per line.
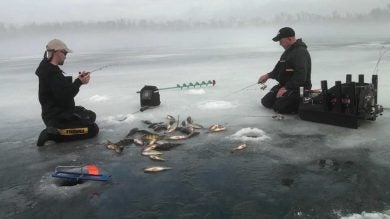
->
[0, 0, 389, 24]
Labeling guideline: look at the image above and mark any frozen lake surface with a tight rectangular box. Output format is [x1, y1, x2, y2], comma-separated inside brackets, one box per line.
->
[0, 25, 390, 218]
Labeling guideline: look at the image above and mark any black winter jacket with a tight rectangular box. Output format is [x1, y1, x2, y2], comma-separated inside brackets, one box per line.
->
[35, 58, 82, 124]
[268, 39, 311, 90]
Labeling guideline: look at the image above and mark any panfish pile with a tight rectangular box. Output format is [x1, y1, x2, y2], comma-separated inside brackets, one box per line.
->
[105, 115, 237, 173]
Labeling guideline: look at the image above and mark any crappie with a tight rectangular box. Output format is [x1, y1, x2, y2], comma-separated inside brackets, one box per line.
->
[117, 138, 134, 146]
[143, 144, 157, 152]
[142, 150, 163, 156]
[167, 135, 188, 140]
[209, 124, 226, 132]
[166, 118, 179, 133]
[144, 166, 172, 173]
[166, 115, 176, 125]
[149, 155, 165, 161]
[133, 138, 144, 146]
[177, 126, 194, 135]
[231, 143, 247, 153]
[142, 133, 163, 142]
[106, 141, 124, 153]
[154, 142, 182, 151]
[186, 116, 204, 129]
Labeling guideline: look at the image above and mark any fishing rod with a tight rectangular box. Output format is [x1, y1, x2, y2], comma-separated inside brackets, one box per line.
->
[223, 82, 267, 98]
[78, 64, 113, 77]
[232, 82, 258, 93]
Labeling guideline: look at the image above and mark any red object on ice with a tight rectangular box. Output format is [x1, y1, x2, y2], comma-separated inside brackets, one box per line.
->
[86, 165, 100, 175]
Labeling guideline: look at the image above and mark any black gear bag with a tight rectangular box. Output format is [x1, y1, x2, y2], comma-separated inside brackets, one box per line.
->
[139, 85, 161, 107]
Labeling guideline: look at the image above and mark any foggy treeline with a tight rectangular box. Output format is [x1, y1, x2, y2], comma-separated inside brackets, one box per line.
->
[1, 5, 389, 33]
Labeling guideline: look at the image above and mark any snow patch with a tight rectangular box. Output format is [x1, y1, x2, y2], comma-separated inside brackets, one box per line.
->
[229, 127, 271, 142]
[340, 211, 390, 219]
[99, 114, 135, 125]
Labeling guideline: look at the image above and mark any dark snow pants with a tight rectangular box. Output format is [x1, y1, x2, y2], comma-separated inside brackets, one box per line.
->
[261, 85, 300, 114]
[44, 106, 99, 142]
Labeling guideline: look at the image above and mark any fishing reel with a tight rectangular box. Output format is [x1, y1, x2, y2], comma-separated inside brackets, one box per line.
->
[259, 83, 267, 90]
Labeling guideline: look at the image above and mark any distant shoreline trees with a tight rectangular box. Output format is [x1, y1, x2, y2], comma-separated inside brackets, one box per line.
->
[1, 5, 389, 33]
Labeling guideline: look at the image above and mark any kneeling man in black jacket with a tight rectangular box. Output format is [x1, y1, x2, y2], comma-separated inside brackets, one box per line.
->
[35, 39, 99, 146]
[258, 27, 311, 114]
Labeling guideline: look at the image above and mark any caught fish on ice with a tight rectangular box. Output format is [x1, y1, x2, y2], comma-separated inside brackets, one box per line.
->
[185, 116, 204, 129]
[144, 166, 172, 173]
[142, 150, 163, 156]
[208, 124, 227, 132]
[149, 155, 165, 161]
[231, 143, 247, 153]
[143, 144, 157, 152]
[106, 140, 124, 153]
[133, 138, 144, 146]
[153, 141, 182, 151]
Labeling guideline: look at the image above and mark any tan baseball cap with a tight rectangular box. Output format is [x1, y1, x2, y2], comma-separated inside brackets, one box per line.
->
[46, 39, 73, 53]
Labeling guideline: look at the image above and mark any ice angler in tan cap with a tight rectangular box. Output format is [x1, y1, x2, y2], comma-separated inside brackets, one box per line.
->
[35, 39, 99, 146]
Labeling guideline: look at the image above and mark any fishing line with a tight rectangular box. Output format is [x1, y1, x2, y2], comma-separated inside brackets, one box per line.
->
[90, 64, 113, 73]
[89, 59, 138, 74]
[372, 46, 389, 75]
[225, 114, 285, 120]
[231, 82, 258, 93]
[223, 82, 268, 99]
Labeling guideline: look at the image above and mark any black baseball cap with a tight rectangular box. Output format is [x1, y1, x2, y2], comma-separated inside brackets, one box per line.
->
[272, 27, 295, 42]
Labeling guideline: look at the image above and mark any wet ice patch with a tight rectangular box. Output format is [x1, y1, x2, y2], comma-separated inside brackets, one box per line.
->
[186, 89, 206, 95]
[36, 173, 90, 199]
[198, 100, 236, 110]
[0, 185, 36, 217]
[89, 95, 109, 102]
[230, 127, 271, 142]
